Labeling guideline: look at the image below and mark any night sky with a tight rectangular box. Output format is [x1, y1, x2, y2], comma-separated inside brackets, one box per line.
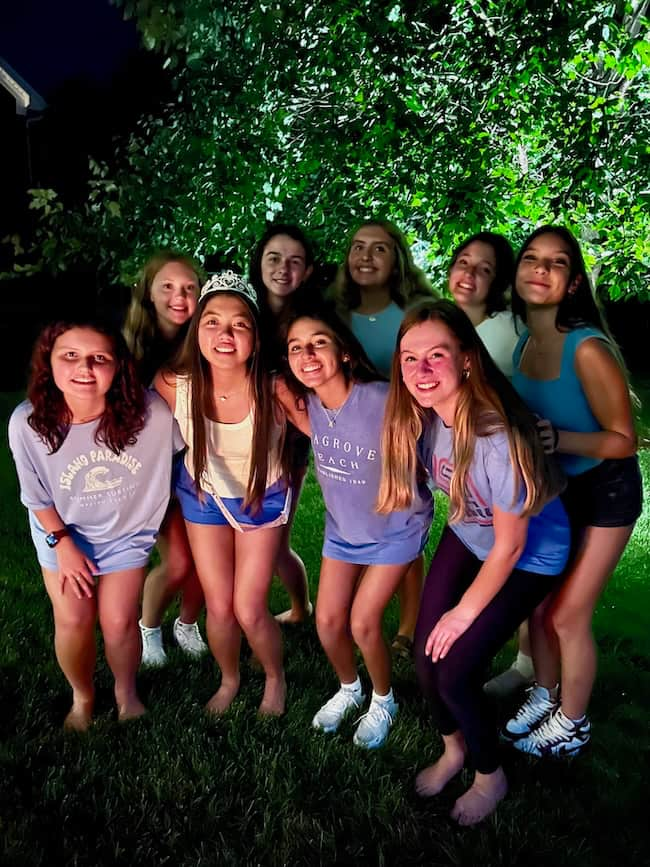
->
[0, 0, 140, 98]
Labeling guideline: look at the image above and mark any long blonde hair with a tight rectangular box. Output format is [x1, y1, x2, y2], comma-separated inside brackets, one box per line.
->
[377, 300, 565, 521]
[331, 219, 435, 314]
[123, 250, 203, 363]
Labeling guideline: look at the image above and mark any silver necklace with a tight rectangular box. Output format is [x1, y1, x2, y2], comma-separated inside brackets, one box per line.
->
[322, 403, 344, 428]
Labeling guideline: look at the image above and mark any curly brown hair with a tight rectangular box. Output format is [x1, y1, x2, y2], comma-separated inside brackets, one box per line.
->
[27, 317, 146, 454]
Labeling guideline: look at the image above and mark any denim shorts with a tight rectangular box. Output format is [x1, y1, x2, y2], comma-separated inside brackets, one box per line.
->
[561, 455, 643, 529]
[175, 462, 290, 528]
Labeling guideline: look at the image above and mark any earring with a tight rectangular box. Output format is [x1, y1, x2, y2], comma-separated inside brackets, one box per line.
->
[462, 368, 470, 381]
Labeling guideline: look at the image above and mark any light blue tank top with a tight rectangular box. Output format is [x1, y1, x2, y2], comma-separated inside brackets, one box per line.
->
[512, 326, 606, 476]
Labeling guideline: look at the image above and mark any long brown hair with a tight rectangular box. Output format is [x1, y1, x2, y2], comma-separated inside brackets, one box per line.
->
[331, 219, 435, 313]
[169, 287, 284, 511]
[27, 317, 146, 454]
[377, 300, 565, 520]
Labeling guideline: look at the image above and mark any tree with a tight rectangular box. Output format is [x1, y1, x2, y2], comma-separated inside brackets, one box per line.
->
[5, 0, 649, 299]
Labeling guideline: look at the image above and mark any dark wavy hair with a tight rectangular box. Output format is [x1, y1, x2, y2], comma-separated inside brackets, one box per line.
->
[249, 223, 315, 314]
[449, 231, 515, 316]
[27, 317, 146, 454]
[277, 296, 385, 401]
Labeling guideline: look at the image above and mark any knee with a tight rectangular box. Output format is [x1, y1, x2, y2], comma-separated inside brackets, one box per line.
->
[233, 600, 267, 633]
[55, 605, 95, 634]
[349, 612, 380, 648]
[316, 608, 348, 640]
[205, 596, 235, 626]
[164, 549, 194, 585]
[548, 602, 592, 642]
[100, 611, 135, 643]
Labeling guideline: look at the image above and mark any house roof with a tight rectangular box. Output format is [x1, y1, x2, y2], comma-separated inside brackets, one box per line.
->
[0, 56, 47, 115]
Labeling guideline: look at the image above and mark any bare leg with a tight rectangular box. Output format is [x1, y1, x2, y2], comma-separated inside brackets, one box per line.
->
[547, 525, 634, 719]
[315, 558, 363, 685]
[185, 522, 241, 714]
[97, 567, 147, 721]
[233, 526, 286, 715]
[415, 730, 467, 797]
[395, 555, 424, 640]
[274, 466, 311, 623]
[451, 767, 508, 826]
[42, 567, 97, 731]
[141, 503, 202, 627]
[350, 562, 409, 694]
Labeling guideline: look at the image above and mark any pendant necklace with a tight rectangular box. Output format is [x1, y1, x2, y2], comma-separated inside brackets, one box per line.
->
[215, 386, 244, 402]
[322, 403, 344, 428]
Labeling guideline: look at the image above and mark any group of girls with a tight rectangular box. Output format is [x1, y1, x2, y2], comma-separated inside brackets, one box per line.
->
[8, 219, 642, 828]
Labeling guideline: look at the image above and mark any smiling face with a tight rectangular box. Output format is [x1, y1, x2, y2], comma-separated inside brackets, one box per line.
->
[51, 327, 117, 413]
[260, 234, 312, 306]
[150, 261, 200, 337]
[399, 318, 469, 424]
[347, 225, 396, 292]
[197, 293, 256, 369]
[515, 232, 574, 308]
[286, 317, 349, 399]
[448, 240, 497, 314]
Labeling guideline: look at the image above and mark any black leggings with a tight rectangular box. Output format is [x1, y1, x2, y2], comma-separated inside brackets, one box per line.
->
[414, 527, 558, 774]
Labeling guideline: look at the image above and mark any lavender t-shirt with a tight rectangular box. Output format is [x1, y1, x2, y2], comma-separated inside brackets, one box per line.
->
[420, 415, 569, 575]
[308, 380, 433, 564]
[8, 390, 182, 573]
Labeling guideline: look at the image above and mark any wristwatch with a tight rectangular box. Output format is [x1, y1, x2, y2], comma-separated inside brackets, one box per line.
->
[45, 527, 70, 548]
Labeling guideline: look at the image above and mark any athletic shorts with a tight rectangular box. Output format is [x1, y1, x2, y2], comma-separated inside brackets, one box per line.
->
[175, 462, 290, 529]
[561, 455, 643, 530]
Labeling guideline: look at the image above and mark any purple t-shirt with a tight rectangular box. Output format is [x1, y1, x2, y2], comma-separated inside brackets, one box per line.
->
[420, 415, 569, 575]
[307, 380, 433, 565]
[8, 390, 182, 573]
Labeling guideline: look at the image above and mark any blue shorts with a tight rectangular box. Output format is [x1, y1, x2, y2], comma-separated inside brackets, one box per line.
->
[175, 462, 290, 528]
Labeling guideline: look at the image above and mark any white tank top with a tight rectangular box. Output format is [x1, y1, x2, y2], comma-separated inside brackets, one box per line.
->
[174, 375, 283, 499]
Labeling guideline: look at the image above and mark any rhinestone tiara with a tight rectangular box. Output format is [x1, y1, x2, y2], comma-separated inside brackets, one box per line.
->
[199, 270, 259, 310]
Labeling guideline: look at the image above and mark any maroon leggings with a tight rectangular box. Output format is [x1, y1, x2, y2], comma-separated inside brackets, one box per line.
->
[414, 527, 558, 774]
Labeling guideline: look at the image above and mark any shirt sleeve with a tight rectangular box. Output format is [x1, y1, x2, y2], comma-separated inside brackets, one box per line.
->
[7, 404, 55, 511]
[482, 433, 526, 515]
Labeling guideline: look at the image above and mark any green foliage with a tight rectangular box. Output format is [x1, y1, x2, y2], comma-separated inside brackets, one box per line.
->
[4, 0, 650, 297]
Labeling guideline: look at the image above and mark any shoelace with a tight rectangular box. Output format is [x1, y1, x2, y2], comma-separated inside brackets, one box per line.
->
[355, 701, 394, 729]
[513, 688, 554, 726]
[527, 711, 572, 745]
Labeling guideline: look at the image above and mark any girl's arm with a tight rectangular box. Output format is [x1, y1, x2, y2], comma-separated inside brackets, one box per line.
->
[556, 339, 637, 459]
[274, 375, 311, 437]
[33, 506, 98, 599]
[153, 368, 178, 413]
[426, 506, 528, 662]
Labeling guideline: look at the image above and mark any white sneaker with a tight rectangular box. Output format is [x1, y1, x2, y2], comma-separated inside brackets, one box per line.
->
[352, 696, 398, 750]
[173, 617, 208, 658]
[513, 708, 591, 757]
[312, 687, 366, 733]
[139, 619, 167, 667]
[501, 684, 559, 742]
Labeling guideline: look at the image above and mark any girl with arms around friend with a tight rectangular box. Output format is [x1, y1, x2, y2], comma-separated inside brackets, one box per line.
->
[123, 251, 208, 666]
[331, 219, 435, 657]
[8, 317, 180, 730]
[278, 300, 433, 749]
[502, 226, 642, 757]
[378, 300, 570, 824]
[154, 271, 290, 716]
[248, 224, 314, 623]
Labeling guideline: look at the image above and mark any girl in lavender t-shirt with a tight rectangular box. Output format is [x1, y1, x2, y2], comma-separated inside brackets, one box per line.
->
[277, 300, 432, 751]
[8, 317, 179, 732]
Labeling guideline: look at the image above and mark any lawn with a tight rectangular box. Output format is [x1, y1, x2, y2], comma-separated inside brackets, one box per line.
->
[0, 389, 648, 867]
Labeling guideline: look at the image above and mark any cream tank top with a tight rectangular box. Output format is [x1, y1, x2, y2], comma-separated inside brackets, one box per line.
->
[174, 375, 283, 499]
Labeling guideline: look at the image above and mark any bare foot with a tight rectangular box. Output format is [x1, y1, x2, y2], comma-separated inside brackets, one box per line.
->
[64, 699, 94, 732]
[258, 675, 286, 717]
[415, 745, 466, 797]
[275, 601, 313, 625]
[205, 678, 240, 715]
[450, 767, 508, 826]
[117, 697, 146, 722]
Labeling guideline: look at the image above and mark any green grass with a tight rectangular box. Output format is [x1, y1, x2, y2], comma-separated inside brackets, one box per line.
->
[1, 389, 648, 867]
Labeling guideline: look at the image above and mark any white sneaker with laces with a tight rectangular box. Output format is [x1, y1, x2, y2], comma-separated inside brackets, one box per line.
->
[352, 696, 398, 750]
[173, 617, 208, 657]
[502, 684, 559, 742]
[513, 708, 591, 757]
[139, 619, 167, 667]
[312, 687, 366, 733]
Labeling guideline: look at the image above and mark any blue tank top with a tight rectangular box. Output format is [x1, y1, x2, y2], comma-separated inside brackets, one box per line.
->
[512, 326, 606, 476]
